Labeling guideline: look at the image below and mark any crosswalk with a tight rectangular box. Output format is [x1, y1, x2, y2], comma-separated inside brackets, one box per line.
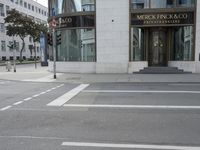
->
[2, 83, 200, 111]
[0, 81, 11, 84]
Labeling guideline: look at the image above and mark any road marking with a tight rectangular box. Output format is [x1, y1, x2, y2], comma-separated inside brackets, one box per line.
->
[0, 135, 68, 140]
[0, 84, 64, 110]
[32, 94, 40, 98]
[61, 142, 200, 150]
[47, 84, 90, 106]
[63, 104, 200, 110]
[23, 97, 32, 101]
[0, 106, 12, 111]
[0, 81, 10, 84]
[83, 90, 200, 94]
[40, 91, 46, 95]
[56, 85, 64, 88]
[13, 101, 23, 105]
[170, 83, 200, 86]
[46, 89, 52, 92]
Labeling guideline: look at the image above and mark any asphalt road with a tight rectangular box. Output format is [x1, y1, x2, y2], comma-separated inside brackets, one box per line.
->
[0, 80, 200, 150]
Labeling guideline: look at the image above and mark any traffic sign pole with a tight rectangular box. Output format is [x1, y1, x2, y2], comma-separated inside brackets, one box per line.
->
[49, 17, 57, 79]
[53, 28, 56, 79]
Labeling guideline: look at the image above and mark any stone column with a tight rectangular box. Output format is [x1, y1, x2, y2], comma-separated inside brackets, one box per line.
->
[96, 0, 129, 73]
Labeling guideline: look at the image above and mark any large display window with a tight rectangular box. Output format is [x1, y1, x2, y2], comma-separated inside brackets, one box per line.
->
[57, 28, 95, 62]
[49, 0, 95, 16]
[171, 26, 194, 61]
[130, 28, 145, 61]
[48, 0, 96, 62]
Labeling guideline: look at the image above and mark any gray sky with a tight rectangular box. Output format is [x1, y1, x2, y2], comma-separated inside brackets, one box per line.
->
[34, 0, 48, 7]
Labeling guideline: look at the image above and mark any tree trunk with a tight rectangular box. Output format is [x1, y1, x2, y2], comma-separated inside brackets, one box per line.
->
[20, 37, 25, 63]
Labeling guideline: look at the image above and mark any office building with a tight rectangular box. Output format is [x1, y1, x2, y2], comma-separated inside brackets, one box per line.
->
[0, 0, 48, 61]
[48, 0, 200, 73]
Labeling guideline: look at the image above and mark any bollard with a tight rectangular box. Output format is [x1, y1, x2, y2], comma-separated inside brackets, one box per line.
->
[6, 61, 12, 72]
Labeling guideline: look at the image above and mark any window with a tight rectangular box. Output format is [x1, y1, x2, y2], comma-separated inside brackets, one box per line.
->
[82, 4, 95, 11]
[32, 5, 34, 11]
[35, 7, 38, 13]
[9, 41, 13, 51]
[0, 3, 5, 17]
[10, 0, 14, 2]
[130, 28, 145, 61]
[28, 4, 31, 10]
[20, 0, 23, 6]
[0, 23, 5, 33]
[1, 41, 6, 51]
[57, 29, 96, 62]
[15, 42, 19, 51]
[131, 0, 195, 9]
[24, 2, 27, 8]
[131, 0, 149, 9]
[49, 0, 95, 16]
[177, 0, 195, 7]
[170, 26, 194, 61]
[15, 0, 19, 4]
[6, 5, 10, 16]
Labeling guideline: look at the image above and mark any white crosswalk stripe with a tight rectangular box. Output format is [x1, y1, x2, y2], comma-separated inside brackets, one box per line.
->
[47, 84, 89, 106]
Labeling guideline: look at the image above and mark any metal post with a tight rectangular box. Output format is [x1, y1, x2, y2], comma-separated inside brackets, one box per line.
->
[34, 42, 37, 69]
[53, 28, 56, 79]
[13, 37, 16, 72]
[13, 46, 16, 72]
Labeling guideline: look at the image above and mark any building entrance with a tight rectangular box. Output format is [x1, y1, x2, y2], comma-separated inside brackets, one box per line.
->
[149, 28, 167, 66]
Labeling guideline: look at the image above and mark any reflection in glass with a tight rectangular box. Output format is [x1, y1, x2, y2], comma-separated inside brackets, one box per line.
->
[151, 0, 174, 8]
[131, 0, 195, 9]
[131, 28, 145, 61]
[57, 28, 96, 62]
[171, 26, 193, 61]
[177, 0, 194, 7]
[49, 0, 95, 16]
[131, 0, 149, 9]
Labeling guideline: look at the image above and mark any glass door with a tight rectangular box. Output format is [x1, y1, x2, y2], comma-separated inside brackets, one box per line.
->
[149, 28, 167, 66]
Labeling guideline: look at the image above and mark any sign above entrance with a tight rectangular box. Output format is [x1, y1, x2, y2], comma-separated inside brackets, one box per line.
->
[49, 15, 95, 29]
[131, 11, 194, 26]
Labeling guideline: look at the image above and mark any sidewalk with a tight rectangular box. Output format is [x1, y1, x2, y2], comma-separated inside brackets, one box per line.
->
[0, 64, 51, 81]
[1, 64, 200, 83]
[56, 73, 200, 83]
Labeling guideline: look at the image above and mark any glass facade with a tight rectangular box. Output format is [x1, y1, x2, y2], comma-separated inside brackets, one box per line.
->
[130, 28, 145, 61]
[48, 0, 96, 62]
[130, 0, 196, 64]
[171, 26, 193, 61]
[57, 29, 95, 61]
[131, 0, 195, 9]
[49, 0, 95, 16]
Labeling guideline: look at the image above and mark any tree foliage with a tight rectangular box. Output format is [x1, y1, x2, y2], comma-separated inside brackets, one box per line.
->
[4, 9, 48, 61]
[5, 9, 32, 38]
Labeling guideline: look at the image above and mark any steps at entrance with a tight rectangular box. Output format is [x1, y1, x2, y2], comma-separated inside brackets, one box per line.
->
[135, 67, 192, 74]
